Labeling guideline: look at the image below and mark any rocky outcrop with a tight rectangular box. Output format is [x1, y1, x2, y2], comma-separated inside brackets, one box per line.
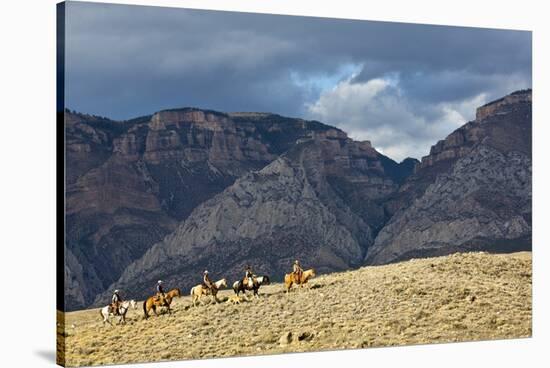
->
[475, 89, 532, 121]
[365, 89, 532, 265]
[419, 89, 531, 170]
[66, 108, 414, 310]
[384, 89, 531, 219]
[97, 135, 408, 303]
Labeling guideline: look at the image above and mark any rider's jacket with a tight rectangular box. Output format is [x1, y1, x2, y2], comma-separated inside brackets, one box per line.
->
[203, 274, 213, 287]
[112, 293, 121, 304]
[156, 284, 164, 294]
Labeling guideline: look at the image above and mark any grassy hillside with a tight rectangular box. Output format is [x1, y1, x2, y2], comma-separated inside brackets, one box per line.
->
[57, 251, 532, 367]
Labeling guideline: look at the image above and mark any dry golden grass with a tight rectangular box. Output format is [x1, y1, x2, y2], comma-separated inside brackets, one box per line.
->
[58, 251, 532, 367]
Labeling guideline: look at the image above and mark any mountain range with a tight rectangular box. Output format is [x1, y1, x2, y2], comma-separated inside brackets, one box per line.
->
[63, 89, 532, 311]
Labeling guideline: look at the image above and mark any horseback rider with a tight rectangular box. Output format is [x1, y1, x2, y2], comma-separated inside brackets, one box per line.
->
[155, 280, 165, 301]
[203, 270, 215, 293]
[293, 260, 303, 284]
[111, 289, 123, 315]
[244, 265, 256, 287]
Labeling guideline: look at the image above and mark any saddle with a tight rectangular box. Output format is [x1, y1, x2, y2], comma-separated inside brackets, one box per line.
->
[202, 283, 214, 294]
[243, 276, 256, 288]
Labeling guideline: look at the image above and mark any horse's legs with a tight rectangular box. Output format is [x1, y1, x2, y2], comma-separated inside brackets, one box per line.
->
[245, 289, 253, 301]
[152, 305, 158, 316]
[194, 294, 202, 307]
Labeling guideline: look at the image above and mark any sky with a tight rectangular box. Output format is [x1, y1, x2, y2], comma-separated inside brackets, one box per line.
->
[63, 2, 532, 161]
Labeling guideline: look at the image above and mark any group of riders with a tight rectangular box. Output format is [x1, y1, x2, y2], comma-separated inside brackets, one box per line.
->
[109, 260, 304, 314]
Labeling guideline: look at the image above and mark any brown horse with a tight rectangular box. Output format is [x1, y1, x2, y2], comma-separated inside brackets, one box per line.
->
[284, 268, 316, 292]
[154, 288, 182, 314]
[164, 288, 182, 309]
[143, 293, 169, 319]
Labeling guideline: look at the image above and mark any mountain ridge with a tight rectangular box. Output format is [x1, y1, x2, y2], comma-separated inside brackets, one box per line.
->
[365, 89, 531, 265]
[64, 89, 531, 310]
[65, 105, 413, 310]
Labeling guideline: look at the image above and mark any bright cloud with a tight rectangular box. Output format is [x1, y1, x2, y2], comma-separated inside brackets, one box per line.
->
[305, 75, 490, 161]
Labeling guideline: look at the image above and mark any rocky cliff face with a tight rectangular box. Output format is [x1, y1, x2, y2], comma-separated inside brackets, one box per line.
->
[418, 89, 531, 170]
[99, 134, 408, 303]
[65, 109, 414, 310]
[365, 89, 532, 265]
[66, 89, 531, 309]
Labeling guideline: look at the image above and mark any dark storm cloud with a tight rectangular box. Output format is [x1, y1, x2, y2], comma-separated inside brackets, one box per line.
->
[63, 1, 531, 160]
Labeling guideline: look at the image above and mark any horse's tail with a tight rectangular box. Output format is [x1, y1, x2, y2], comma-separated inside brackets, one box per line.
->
[99, 308, 104, 321]
[142, 300, 148, 319]
[190, 286, 195, 296]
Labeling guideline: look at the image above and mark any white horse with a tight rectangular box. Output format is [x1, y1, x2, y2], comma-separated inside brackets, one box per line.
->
[100, 300, 137, 325]
[190, 279, 227, 306]
[255, 276, 270, 285]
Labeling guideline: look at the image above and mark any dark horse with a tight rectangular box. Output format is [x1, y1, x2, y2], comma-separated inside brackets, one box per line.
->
[233, 275, 270, 297]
